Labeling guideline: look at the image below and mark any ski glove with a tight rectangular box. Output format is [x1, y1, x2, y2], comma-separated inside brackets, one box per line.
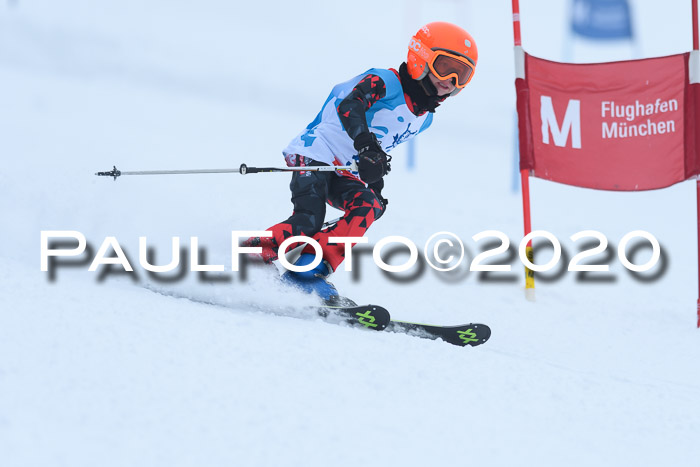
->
[354, 132, 391, 184]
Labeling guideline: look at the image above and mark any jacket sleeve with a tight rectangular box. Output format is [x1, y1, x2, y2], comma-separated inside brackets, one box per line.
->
[336, 74, 387, 141]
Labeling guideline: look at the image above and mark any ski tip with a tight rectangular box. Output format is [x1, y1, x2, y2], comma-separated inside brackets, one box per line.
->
[363, 305, 390, 331]
[451, 323, 491, 347]
[471, 323, 491, 346]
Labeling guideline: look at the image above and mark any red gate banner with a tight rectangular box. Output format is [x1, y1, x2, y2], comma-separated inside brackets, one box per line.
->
[517, 52, 700, 191]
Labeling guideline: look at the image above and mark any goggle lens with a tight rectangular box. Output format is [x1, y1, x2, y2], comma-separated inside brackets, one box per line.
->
[431, 53, 474, 88]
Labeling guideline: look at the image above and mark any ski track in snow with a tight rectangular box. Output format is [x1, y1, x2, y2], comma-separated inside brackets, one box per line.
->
[1, 1, 699, 466]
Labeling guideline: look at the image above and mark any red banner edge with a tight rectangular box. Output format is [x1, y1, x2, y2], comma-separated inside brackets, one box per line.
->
[516, 77, 534, 172]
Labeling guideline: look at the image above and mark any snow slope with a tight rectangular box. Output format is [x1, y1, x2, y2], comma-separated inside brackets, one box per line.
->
[1, 1, 699, 466]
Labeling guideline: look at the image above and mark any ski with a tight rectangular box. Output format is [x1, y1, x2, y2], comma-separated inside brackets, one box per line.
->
[320, 301, 490, 347]
[386, 320, 491, 347]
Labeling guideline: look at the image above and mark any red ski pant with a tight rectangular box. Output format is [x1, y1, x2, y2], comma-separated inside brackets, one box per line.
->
[253, 155, 385, 271]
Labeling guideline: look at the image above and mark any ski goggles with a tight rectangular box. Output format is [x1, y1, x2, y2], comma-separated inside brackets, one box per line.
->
[411, 38, 475, 88]
[428, 50, 475, 88]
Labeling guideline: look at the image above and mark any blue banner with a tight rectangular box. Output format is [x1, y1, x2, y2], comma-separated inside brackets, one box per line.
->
[571, 0, 633, 40]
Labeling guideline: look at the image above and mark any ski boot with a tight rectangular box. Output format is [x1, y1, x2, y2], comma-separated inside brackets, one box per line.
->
[281, 253, 342, 305]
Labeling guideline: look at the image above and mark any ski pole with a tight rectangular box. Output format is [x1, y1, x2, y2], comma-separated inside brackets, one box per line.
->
[95, 163, 358, 181]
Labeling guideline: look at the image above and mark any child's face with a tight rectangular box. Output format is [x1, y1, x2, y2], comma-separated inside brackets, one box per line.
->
[428, 72, 456, 96]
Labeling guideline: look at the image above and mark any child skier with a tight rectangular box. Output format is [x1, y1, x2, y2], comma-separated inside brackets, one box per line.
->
[245, 21, 478, 303]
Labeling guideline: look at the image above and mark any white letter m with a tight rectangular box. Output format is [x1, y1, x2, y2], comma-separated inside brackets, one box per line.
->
[540, 96, 581, 149]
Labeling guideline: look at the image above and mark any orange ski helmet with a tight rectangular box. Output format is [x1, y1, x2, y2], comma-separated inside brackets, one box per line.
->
[407, 22, 478, 95]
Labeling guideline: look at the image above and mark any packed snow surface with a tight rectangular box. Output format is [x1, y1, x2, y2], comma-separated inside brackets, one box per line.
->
[1, 1, 698, 466]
